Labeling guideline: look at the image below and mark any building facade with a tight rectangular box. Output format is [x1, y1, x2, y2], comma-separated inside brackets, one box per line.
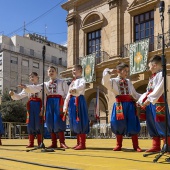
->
[62, 0, 170, 124]
[0, 34, 67, 95]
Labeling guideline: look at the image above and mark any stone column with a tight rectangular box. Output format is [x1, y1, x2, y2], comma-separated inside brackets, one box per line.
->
[66, 12, 77, 68]
[108, 0, 122, 56]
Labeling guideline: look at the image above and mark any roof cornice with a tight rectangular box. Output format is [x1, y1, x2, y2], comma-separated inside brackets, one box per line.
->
[61, 0, 90, 11]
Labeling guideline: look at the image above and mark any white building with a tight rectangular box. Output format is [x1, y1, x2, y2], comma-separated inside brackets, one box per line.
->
[0, 34, 67, 94]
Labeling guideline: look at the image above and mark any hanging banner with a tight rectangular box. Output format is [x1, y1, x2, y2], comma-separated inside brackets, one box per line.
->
[80, 54, 96, 83]
[129, 38, 149, 75]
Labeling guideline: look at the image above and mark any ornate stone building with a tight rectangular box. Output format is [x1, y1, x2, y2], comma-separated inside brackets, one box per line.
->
[61, 0, 170, 124]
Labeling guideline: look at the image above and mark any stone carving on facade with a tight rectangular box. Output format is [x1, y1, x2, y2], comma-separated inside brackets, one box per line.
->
[108, 0, 118, 10]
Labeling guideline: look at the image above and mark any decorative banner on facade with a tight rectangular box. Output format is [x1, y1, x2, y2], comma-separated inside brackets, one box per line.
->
[129, 38, 149, 75]
[80, 54, 96, 83]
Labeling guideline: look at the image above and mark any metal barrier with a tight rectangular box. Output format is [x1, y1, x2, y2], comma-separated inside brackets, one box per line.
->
[138, 122, 150, 139]
[87, 122, 150, 139]
[1, 122, 150, 139]
[2, 122, 28, 139]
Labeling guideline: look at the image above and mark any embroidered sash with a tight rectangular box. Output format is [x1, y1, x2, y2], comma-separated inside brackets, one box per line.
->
[115, 95, 134, 120]
[139, 73, 165, 122]
[155, 95, 165, 122]
[139, 95, 165, 122]
[138, 105, 147, 121]
[75, 96, 79, 121]
[139, 90, 152, 121]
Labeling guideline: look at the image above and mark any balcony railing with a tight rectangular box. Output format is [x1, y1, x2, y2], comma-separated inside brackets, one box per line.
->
[121, 32, 170, 58]
[77, 51, 110, 65]
[156, 31, 170, 49]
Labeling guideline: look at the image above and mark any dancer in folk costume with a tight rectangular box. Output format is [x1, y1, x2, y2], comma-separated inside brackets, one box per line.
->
[102, 63, 142, 152]
[24, 66, 69, 149]
[63, 65, 89, 150]
[0, 112, 4, 145]
[137, 55, 170, 152]
[9, 72, 42, 148]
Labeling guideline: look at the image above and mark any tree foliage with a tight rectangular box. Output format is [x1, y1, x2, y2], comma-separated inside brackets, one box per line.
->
[0, 90, 27, 123]
[1, 89, 11, 102]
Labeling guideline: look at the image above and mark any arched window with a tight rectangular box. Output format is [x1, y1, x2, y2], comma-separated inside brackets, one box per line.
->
[81, 11, 104, 32]
[82, 12, 104, 60]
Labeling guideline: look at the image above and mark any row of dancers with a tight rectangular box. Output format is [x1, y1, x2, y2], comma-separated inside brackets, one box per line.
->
[0, 54, 170, 152]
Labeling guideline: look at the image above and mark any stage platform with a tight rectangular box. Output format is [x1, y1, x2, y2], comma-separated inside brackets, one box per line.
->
[0, 138, 170, 170]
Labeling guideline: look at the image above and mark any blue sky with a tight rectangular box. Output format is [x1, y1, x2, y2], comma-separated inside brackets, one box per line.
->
[0, 0, 68, 45]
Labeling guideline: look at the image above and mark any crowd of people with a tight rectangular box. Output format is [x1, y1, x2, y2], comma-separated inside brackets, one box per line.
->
[0, 54, 169, 152]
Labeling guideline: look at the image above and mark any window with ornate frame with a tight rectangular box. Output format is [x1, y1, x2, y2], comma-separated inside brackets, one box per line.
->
[134, 10, 154, 51]
[81, 11, 103, 62]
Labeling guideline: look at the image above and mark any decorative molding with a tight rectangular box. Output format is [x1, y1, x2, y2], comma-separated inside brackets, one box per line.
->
[66, 12, 77, 26]
[108, 0, 118, 10]
[129, 0, 143, 9]
[81, 11, 104, 32]
[128, 0, 159, 16]
[62, 0, 90, 11]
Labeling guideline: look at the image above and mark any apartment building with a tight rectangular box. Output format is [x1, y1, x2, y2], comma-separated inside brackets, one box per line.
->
[61, 0, 170, 124]
[0, 33, 67, 95]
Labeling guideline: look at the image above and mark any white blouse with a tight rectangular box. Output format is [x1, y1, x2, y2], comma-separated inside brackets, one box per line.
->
[63, 77, 86, 112]
[24, 79, 68, 98]
[137, 71, 164, 105]
[11, 85, 42, 101]
[102, 68, 141, 100]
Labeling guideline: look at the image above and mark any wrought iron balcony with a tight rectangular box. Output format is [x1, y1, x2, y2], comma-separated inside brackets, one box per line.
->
[77, 51, 110, 65]
[121, 31, 170, 58]
[156, 31, 170, 49]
